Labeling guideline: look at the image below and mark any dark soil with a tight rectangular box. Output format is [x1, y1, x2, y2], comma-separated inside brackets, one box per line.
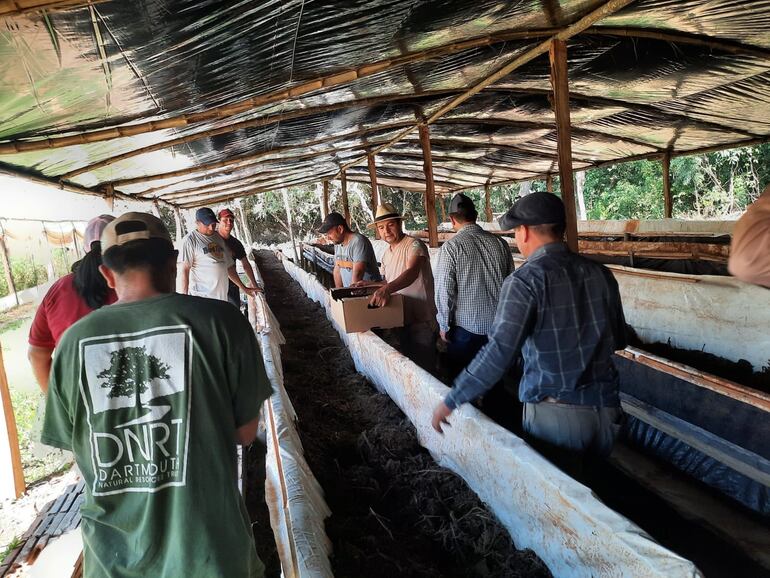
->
[254, 250, 550, 578]
[627, 328, 770, 395]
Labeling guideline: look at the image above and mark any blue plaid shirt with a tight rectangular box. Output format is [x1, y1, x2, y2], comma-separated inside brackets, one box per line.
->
[445, 243, 627, 409]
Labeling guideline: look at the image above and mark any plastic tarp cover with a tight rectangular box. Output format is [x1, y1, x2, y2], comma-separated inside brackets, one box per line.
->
[2, 3, 770, 206]
[280, 255, 701, 578]
[248, 288, 333, 578]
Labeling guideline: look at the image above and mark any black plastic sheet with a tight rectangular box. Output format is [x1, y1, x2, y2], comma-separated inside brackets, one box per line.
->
[0, 1, 769, 206]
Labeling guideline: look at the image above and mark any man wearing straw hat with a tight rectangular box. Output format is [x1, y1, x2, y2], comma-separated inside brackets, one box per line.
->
[365, 203, 438, 371]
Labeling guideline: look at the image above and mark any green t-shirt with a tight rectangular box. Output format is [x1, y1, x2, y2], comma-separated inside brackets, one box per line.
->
[42, 293, 272, 578]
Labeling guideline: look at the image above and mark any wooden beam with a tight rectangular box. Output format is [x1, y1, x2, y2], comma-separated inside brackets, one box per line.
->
[546, 173, 553, 192]
[173, 206, 184, 243]
[336, 0, 636, 178]
[663, 151, 673, 218]
[321, 181, 330, 218]
[0, 0, 104, 17]
[418, 126, 439, 248]
[550, 39, 579, 252]
[340, 170, 350, 222]
[439, 194, 448, 224]
[367, 155, 379, 211]
[178, 174, 331, 209]
[484, 183, 493, 222]
[0, 342, 25, 498]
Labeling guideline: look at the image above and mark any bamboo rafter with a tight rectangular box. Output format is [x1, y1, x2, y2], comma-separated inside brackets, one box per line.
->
[334, 0, 638, 178]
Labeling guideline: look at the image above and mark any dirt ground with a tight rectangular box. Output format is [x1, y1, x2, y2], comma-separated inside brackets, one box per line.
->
[253, 251, 550, 578]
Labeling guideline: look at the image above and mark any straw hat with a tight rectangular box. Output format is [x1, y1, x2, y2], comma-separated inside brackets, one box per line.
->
[368, 203, 403, 229]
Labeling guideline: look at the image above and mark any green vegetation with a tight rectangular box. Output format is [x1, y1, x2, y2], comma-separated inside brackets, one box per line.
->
[0, 535, 23, 565]
[242, 144, 770, 243]
[0, 258, 48, 298]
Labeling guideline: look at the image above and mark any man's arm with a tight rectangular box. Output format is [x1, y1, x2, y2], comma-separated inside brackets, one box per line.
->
[350, 261, 368, 285]
[433, 276, 536, 432]
[28, 345, 53, 393]
[239, 257, 260, 289]
[180, 262, 191, 294]
[236, 416, 260, 445]
[370, 252, 423, 307]
[228, 265, 259, 295]
[434, 247, 456, 340]
[333, 263, 344, 288]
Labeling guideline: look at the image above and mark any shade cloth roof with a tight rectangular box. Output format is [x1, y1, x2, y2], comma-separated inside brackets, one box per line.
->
[1, 0, 769, 208]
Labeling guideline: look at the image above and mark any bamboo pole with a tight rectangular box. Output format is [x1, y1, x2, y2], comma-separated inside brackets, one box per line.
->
[663, 152, 673, 218]
[550, 39, 579, 253]
[281, 189, 299, 263]
[438, 194, 447, 224]
[0, 229, 18, 306]
[321, 181, 330, 219]
[234, 200, 252, 247]
[340, 170, 350, 223]
[418, 126, 439, 248]
[336, 0, 636, 178]
[484, 183, 493, 222]
[173, 206, 184, 243]
[367, 155, 379, 211]
[0, 342, 25, 498]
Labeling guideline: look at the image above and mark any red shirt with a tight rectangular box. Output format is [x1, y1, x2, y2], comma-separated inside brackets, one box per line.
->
[28, 274, 117, 349]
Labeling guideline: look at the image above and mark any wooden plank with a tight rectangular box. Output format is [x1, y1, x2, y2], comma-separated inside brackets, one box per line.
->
[418, 125, 439, 248]
[549, 39, 578, 253]
[0, 342, 24, 498]
[366, 155, 379, 211]
[0, 231, 18, 306]
[663, 152, 673, 218]
[620, 393, 770, 488]
[546, 173, 553, 193]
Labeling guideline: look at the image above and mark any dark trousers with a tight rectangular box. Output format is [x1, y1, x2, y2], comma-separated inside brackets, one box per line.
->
[446, 326, 488, 380]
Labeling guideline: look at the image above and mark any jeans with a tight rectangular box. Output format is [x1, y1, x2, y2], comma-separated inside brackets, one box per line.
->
[446, 326, 488, 379]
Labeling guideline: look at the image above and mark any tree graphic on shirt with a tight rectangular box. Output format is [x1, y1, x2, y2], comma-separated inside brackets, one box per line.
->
[98, 346, 170, 408]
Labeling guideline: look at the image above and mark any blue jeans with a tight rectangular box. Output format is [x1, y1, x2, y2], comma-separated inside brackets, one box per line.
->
[446, 326, 488, 379]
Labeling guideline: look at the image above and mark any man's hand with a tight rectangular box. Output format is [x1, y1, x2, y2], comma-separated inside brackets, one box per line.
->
[243, 286, 262, 296]
[432, 402, 453, 434]
[439, 330, 450, 343]
[369, 284, 391, 307]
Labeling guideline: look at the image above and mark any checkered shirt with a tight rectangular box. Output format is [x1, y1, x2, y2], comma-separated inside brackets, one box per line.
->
[446, 243, 627, 409]
[434, 223, 514, 335]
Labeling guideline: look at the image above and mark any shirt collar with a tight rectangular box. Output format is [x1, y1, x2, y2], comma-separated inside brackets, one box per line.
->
[455, 222, 481, 235]
[528, 241, 568, 261]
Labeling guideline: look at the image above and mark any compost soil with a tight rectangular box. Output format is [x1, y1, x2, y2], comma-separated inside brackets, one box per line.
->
[253, 251, 550, 578]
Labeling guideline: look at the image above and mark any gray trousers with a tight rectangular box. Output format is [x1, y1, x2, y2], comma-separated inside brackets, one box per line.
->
[523, 402, 622, 459]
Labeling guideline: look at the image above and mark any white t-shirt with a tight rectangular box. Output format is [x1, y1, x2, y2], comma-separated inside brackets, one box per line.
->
[181, 230, 233, 301]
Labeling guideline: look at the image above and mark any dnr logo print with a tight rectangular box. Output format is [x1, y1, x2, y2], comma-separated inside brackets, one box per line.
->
[203, 241, 225, 261]
[80, 326, 191, 496]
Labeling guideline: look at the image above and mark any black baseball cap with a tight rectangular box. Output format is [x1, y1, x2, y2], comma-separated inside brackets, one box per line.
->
[449, 193, 475, 214]
[318, 212, 347, 233]
[498, 192, 566, 230]
[195, 207, 218, 225]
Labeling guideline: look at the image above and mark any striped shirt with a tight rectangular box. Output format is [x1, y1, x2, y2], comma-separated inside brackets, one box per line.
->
[446, 243, 627, 409]
[434, 223, 514, 335]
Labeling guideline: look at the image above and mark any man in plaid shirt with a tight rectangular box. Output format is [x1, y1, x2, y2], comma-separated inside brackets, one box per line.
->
[432, 192, 627, 472]
[434, 193, 514, 378]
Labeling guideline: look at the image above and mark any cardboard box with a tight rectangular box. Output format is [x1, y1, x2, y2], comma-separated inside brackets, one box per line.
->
[330, 287, 404, 333]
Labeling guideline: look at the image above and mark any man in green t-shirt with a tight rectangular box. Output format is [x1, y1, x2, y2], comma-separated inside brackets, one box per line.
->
[42, 212, 272, 578]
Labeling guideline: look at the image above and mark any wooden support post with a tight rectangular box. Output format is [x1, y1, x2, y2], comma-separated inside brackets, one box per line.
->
[549, 40, 579, 253]
[282, 189, 300, 263]
[234, 200, 252, 247]
[546, 173, 554, 193]
[173, 206, 184, 244]
[438, 194, 448, 224]
[322, 181, 330, 219]
[340, 170, 350, 223]
[0, 343, 25, 499]
[484, 183, 493, 222]
[663, 152, 673, 219]
[418, 125, 439, 248]
[0, 229, 18, 306]
[367, 155, 379, 210]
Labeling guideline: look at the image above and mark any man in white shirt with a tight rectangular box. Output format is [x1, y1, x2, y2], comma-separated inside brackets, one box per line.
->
[180, 207, 258, 302]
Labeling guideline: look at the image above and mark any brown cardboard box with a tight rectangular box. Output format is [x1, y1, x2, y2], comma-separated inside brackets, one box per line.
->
[330, 287, 404, 333]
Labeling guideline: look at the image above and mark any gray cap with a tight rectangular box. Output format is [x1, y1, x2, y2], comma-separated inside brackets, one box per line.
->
[449, 193, 475, 214]
[498, 192, 566, 231]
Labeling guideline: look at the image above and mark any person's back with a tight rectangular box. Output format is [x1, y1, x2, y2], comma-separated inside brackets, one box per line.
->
[512, 243, 626, 406]
[42, 213, 271, 578]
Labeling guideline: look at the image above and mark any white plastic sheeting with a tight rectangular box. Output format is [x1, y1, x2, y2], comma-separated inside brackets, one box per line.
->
[249, 291, 334, 578]
[281, 256, 701, 578]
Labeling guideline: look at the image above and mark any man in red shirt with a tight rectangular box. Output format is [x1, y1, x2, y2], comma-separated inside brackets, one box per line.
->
[28, 215, 117, 392]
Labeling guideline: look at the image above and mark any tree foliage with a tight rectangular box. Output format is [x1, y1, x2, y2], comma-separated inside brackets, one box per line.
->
[97, 346, 170, 403]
